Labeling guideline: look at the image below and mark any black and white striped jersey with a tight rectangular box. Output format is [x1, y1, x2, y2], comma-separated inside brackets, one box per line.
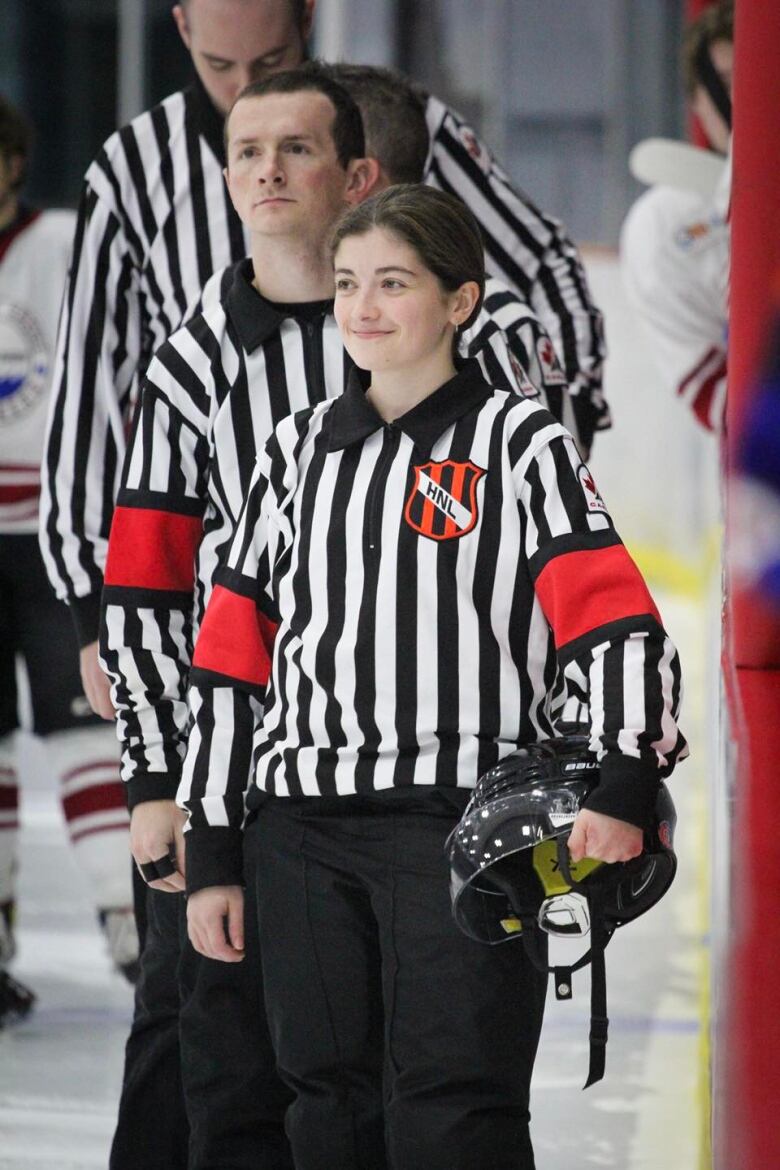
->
[423, 96, 607, 442]
[180, 360, 684, 894]
[40, 77, 247, 647]
[99, 259, 565, 809]
[40, 77, 605, 646]
[467, 280, 578, 441]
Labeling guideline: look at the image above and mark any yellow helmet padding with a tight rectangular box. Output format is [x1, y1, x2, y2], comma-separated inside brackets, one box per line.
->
[499, 842, 604, 933]
[532, 839, 603, 896]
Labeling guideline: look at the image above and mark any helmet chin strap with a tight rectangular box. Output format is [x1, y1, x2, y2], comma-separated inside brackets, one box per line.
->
[509, 836, 613, 1087]
[555, 835, 610, 1088]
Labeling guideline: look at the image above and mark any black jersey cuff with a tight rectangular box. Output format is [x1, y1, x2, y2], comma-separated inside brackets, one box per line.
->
[126, 772, 181, 811]
[70, 590, 103, 648]
[583, 753, 660, 829]
[185, 827, 245, 895]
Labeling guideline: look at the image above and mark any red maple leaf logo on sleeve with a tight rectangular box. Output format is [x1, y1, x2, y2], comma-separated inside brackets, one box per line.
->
[577, 464, 608, 514]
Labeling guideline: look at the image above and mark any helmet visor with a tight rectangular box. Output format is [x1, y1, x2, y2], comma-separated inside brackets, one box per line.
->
[452, 782, 587, 877]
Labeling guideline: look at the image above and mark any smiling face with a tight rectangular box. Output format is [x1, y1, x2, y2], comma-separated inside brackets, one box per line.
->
[333, 227, 479, 378]
[224, 90, 364, 241]
[173, 0, 311, 115]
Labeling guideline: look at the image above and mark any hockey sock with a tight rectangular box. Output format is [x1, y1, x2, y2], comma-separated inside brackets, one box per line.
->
[45, 725, 133, 909]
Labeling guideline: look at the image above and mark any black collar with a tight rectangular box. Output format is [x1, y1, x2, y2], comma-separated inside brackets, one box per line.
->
[226, 259, 333, 353]
[186, 73, 229, 164]
[327, 359, 494, 455]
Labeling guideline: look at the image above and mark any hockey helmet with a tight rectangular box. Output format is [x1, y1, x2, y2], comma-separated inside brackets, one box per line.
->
[447, 737, 677, 1086]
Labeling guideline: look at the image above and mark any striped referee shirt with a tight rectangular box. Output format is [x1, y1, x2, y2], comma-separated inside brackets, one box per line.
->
[181, 359, 684, 894]
[423, 96, 607, 440]
[41, 76, 605, 646]
[100, 259, 564, 808]
[41, 78, 248, 646]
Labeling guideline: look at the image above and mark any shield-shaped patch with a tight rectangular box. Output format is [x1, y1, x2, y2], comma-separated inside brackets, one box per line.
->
[535, 334, 567, 387]
[404, 459, 486, 541]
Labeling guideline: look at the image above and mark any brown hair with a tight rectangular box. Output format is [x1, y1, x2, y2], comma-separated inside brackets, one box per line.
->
[324, 63, 429, 185]
[224, 62, 364, 168]
[682, 1, 734, 97]
[331, 184, 485, 330]
[0, 95, 31, 190]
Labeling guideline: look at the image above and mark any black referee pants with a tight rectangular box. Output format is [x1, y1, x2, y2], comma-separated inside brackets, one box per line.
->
[110, 881, 293, 1170]
[245, 795, 548, 1170]
[110, 887, 188, 1170]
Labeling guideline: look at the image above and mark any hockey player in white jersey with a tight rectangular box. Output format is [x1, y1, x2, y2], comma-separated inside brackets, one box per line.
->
[0, 96, 138, 1024]
[620, 1, 732, 432]
[621, 161, 729, 431]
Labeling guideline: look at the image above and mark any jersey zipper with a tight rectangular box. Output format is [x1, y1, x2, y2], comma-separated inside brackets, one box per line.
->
[367, 424, 400, 556]
[303, 317, 326, 402]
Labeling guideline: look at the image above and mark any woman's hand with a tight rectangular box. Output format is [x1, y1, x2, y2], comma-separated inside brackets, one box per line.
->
[187, 886, 245, 962]
[567, 808, 643, 864]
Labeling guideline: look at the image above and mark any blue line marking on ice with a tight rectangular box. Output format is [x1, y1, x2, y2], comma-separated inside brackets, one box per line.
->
[544, 1013, 700, 1035]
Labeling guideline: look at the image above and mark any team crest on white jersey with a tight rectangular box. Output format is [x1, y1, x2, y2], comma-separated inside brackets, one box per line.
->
[405, 459, 486, 541]
[577, 463, 608, 514]
[535, 335, 567, 387]
[674, 212, 727, 253]
[0, 303, 48, 424]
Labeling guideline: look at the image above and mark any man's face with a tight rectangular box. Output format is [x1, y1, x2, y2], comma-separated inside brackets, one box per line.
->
[173, 0, 311, 115]
[224, 91, 361, 241]
[692, 37, 733, 154]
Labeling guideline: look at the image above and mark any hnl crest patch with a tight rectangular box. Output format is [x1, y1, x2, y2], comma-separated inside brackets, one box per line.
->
[405, 459, 486, 541]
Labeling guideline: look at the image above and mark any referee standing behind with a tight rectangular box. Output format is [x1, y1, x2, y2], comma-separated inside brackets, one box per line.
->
[99, 67, 375, 1170]
[40, 9, 315, 1167]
